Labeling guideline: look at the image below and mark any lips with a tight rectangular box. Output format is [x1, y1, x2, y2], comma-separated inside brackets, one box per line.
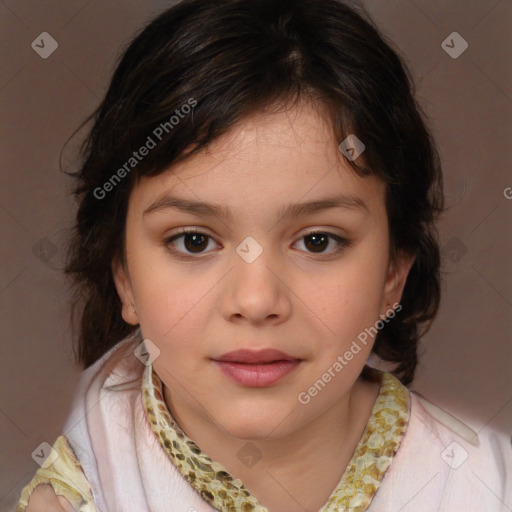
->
[213, 348, 298, 364]
[212, 349, 302, 387]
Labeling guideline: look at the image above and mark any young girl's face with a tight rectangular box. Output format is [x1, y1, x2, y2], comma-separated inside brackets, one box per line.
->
[113, 101, 412, 441]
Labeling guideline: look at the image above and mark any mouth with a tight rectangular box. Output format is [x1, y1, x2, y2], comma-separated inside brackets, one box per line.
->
[213, 348, 298, 364]
[212, 349, 302, 387]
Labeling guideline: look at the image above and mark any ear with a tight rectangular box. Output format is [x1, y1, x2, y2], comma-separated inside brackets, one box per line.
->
[112, 256, 139, 325]
[382, 251, 415, 313]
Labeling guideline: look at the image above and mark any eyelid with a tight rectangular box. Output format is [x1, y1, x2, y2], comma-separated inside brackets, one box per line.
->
[167, 226, 218, 239]
[300, 226, 346, 237]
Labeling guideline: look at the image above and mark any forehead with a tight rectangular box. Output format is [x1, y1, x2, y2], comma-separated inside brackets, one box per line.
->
[130, 102, 386, 217]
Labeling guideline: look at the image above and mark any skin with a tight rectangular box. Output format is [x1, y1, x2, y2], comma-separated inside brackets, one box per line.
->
[26, 484, 74, 512]
[113, 101, 414, 511]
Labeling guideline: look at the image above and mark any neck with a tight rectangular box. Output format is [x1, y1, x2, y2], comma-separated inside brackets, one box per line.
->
[163, 376, 381, 512]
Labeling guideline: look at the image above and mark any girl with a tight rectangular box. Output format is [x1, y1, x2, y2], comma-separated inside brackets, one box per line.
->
[16, 0, 511, 510]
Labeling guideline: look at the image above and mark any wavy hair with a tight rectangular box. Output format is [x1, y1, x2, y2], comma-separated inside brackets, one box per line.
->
[65, 0, 444, 385]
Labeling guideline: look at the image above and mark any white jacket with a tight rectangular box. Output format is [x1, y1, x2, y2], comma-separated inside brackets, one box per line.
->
[15, 335, 512, 511]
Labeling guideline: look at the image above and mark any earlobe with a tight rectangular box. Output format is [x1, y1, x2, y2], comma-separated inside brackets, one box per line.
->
[112, 257, 139, 325]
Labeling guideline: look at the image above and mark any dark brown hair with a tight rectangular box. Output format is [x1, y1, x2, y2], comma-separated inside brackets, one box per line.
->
[65, 0, 443, 385]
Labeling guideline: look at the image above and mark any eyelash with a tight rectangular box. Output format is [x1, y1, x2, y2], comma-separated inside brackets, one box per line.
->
[163, 227, 351, 260]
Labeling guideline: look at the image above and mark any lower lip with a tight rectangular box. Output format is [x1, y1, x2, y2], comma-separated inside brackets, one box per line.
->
[213, 360, 301, 387]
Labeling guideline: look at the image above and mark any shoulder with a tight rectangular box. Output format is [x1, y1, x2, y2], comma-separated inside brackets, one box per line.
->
[409, 390, 512, 459]
[16, 335, 144, 512]
[372, 385, 512, 510]
[25, 484, 74, 512]
[391, 390, 512, 507]
[15, 436, 97, 512]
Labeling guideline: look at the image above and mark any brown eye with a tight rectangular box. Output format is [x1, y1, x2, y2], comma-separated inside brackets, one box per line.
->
[304, 233, 329, 253]
[165, 230, 218, 255]
[182, 233, 209, 252]
[295, 231, 350, 255]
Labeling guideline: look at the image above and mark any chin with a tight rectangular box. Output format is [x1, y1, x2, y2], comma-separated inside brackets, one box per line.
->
[222, 422, 286, 441]
[213, 403, 297, 441]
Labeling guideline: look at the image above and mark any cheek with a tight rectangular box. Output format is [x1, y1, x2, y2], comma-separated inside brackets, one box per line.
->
[306, 253, 387, 349]
[135, 276, 210, 379]
[128, 247, 214, 340]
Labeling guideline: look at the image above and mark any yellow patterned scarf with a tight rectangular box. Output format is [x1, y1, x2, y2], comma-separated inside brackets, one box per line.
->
[143, 365, 410, 512]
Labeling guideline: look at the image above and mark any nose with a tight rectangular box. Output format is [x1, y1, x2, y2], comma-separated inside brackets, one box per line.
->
[221, 242, 292, 325]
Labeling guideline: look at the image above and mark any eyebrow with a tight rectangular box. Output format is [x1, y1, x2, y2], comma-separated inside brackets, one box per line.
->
[143, 193, 369, 221]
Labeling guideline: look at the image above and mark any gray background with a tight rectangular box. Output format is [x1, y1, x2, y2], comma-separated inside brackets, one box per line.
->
[1, 0, 511, 509]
